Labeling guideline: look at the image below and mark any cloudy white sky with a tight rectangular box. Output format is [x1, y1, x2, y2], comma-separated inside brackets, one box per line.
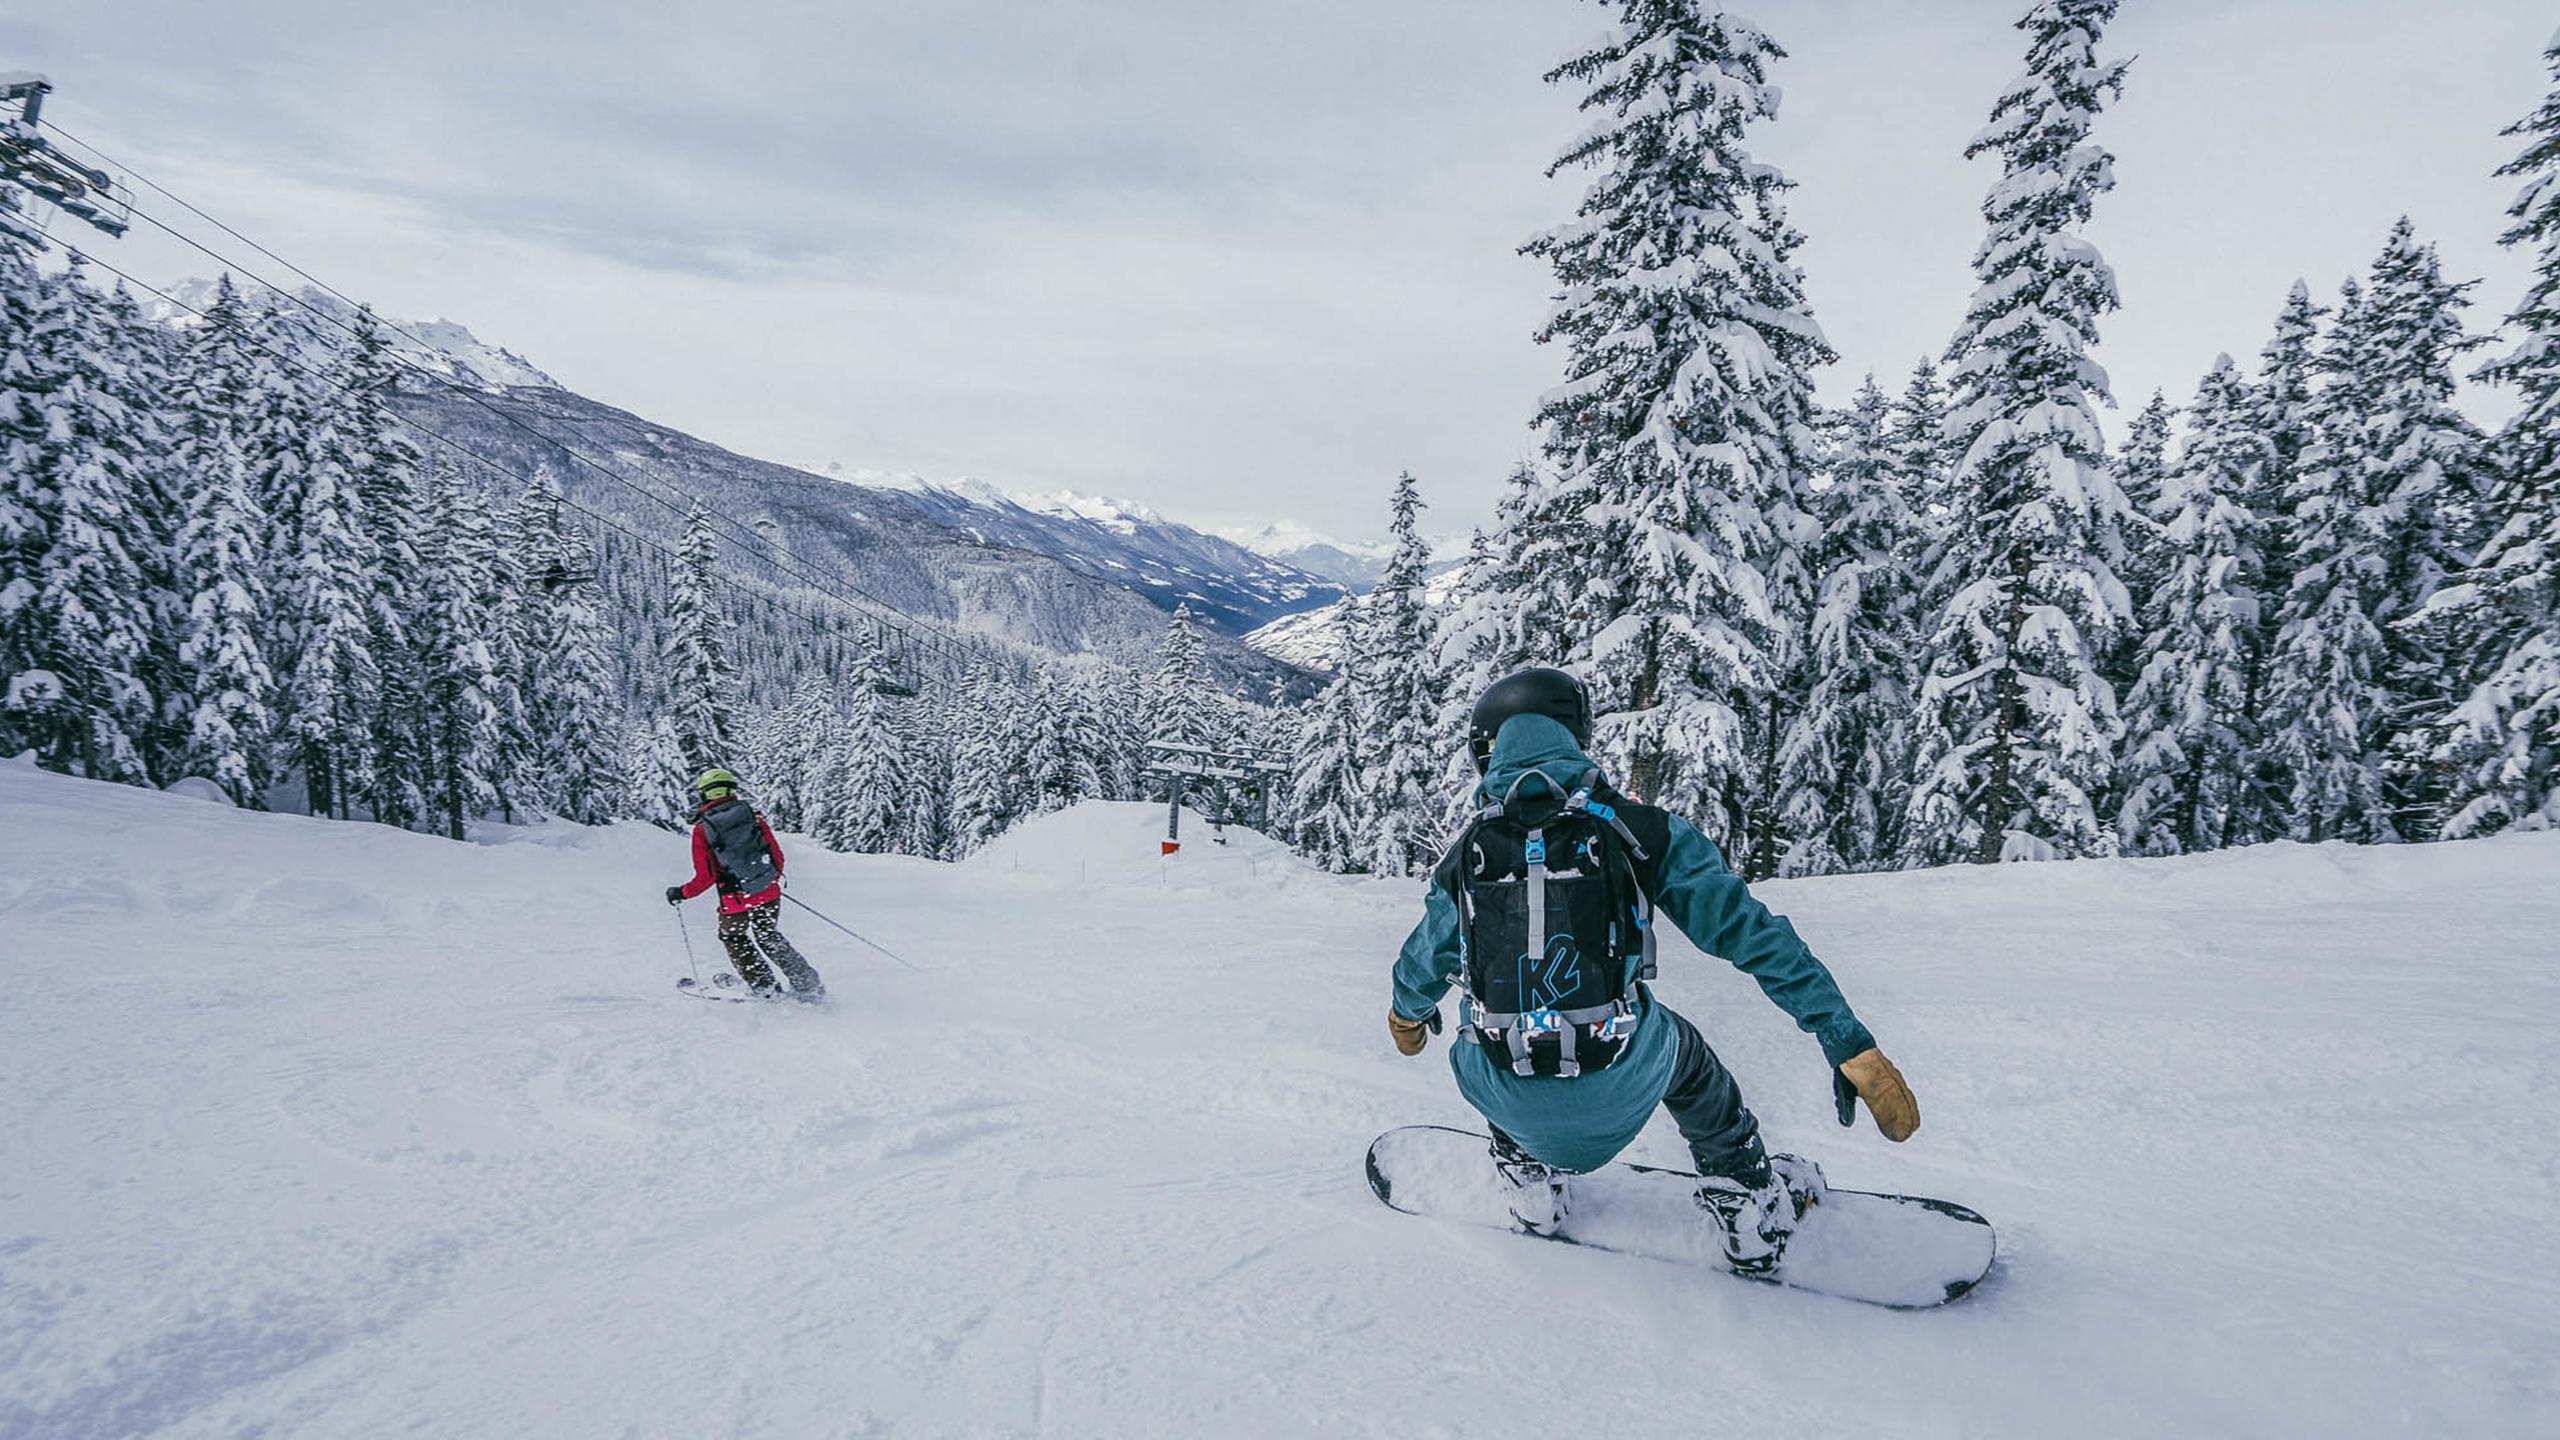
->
[6, 1, 2551, 542]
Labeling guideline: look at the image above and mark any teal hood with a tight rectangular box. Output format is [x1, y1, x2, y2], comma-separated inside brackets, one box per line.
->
[1476, 714, 1599, 809]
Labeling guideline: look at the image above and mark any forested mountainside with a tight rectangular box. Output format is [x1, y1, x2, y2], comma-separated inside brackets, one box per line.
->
[390, 382, 1319, 699]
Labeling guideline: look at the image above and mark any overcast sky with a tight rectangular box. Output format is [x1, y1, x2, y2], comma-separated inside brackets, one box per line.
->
[7, 1, 2552, 541]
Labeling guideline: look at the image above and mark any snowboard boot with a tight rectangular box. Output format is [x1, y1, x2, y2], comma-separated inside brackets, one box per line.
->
[1696, 1153, 1826, 1277]
[1488, 1129, 1570, 1237]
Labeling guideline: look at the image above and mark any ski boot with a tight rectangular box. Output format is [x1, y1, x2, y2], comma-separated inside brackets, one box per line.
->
[1696, 1153, 1826, 1277]
[1489, 1130, 1570, 1237]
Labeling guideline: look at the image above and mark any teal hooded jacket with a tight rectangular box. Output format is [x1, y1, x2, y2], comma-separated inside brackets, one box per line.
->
[1390, 713, 1876, 1172]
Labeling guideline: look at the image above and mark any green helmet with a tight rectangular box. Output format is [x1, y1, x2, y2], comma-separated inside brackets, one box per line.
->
[693, 767, 741, 797]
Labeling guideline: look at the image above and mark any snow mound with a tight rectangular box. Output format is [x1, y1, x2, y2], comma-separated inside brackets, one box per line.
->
[161, 775, 235, 806]
[961, 799, 1311, 889]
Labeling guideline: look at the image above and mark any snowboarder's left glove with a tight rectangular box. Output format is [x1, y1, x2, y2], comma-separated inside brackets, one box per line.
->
[664, 885, 686, 906]
[1389, 1006, 1440, 1056]
[1834, 1048, 1919, 1141]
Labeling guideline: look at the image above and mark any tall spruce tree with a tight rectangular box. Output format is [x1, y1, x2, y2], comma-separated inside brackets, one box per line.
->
[1361, 472, 1447, 875]
[1521, 3, 1830, 840]
[333, 307, 430, 827]
[416, 465, 504, 839]
[2253, 282, 2326, 599]
[18, 264, 159, 781]
[167, 277, 276, 804]
[1778, 377, 1926, 874]
[2435, 33, 2560, 836]
[1289, 611, 1373, 875]
[2352, 220, 2490, 837]
[1906, 0, 2134, 866]
[1145, 603, 1217, 750]
[2117, 356, 2270, 854]
[1890, 357, 1953, 520]
[664, 502, 740, 774]
[270, 351, 381, 818]
[2264, 278, 2395, 842]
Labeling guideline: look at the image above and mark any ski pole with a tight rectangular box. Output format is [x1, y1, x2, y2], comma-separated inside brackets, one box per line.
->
[784, 893, 926, 973]
[675, 903, 704, 985]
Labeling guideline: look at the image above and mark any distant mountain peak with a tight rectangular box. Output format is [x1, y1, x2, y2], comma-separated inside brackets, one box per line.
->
[798, 460, 1345, 636]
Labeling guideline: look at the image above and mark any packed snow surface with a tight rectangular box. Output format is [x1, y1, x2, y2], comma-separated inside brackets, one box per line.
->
[3, 761, 2556, 1437]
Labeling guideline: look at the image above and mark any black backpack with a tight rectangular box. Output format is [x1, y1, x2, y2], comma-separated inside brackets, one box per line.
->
[698, 797, 780, 896]
[1434, 764, 1657, 1079]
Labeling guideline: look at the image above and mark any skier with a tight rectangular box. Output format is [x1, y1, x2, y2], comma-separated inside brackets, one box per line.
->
[1387, 669, 1918, 1274]
[665, 768, 827, 1001]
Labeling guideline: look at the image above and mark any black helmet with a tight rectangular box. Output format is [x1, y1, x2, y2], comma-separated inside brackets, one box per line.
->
[1468, 667, 1591, 773]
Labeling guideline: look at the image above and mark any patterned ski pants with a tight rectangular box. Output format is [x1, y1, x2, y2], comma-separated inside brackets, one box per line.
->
[718, 903, 825, 996]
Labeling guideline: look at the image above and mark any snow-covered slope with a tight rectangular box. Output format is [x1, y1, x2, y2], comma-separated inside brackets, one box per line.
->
[145, 278, 560, 391]
[1243, 563, 1473, 672]
[5, 760, 2556, 1436]
[805, 462, 1347, 635]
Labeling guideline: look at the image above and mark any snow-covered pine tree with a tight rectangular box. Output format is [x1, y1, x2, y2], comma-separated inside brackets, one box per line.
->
[664, 502, 740, 775]
[518, 475, 623, 825]
[1289, 608, 1373, 874]
[2116, 355, 2270, 855]
[1906, 0, 2134, 866]
[2350, 219, 2490, 837]
[1889, 357, 1953, 521]
[2252, 283, 2325, 600]
[947, 653, 1025, 855]
[898, 682, 953, 859]
[1025, 664, 1116, 813]
[415, 463, 504, 839]
[1361, 472, 1448, 875]
[621, 712, 692, 830]
[166, 276, 276, 805]
[14, 262, 159, 782]
[330, 306, 432, 828]
[2263, 278, 2394, 843]
[821, 658, 906, 853]
[0, 245, 68, 763]
[1145, 603, 1218, 751]
[752, 675, 832, 833]
[2107, 391, 2175, 689]
[97, 282, 189, 782]
[269, 339, 381, 819]
[1777, 376, 1927, 874]
[2433, 33, 2560, 836]
[1522, 3, 1831, 839]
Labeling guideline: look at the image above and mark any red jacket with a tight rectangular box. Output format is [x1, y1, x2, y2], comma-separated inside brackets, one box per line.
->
[679, 806, 785, 914]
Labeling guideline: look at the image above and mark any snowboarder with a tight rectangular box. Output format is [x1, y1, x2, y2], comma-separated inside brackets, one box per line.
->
[1387, 669, 1919, 1274]
[665, 768, 826, 1001]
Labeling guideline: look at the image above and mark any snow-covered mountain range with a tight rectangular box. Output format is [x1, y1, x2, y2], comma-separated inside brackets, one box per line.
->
[802, 463, 1348, 635]
[1216, 520, 1472, 592]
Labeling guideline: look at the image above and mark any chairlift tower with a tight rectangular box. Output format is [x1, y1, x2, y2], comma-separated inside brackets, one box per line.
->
[1143, 741, 1289, 855]
[0, 75, 132, 244]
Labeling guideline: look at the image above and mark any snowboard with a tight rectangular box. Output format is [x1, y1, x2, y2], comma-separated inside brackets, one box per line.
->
[1365, 1125, 1994, 1309]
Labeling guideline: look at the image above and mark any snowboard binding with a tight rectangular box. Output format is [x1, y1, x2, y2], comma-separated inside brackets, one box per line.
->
[1489, 1131, 1571, 1237]
[1696, 1154, 1826, 1277]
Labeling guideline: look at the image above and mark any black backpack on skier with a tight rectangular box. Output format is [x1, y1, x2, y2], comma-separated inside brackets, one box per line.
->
[698, 796, 780, 896]
[1433, 764, 1658, 1079]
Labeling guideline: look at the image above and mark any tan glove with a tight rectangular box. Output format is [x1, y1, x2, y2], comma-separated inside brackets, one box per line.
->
[1389, 1007, 1439, 1056]
[1835, 1048, 1920, 1141]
